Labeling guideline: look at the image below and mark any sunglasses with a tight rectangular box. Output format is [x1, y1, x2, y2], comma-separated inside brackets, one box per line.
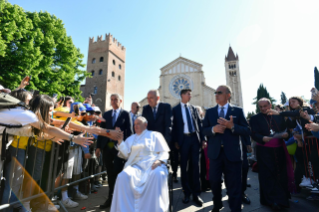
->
[214, 91, 223, 95]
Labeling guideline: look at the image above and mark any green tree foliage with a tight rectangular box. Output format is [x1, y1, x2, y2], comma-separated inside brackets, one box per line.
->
[0, 0, 90, 100]
[281, 91, 287, 105]
[314, 67, 319, 90]
[246, 111, 255, 120]
[252, 84, 276, 113]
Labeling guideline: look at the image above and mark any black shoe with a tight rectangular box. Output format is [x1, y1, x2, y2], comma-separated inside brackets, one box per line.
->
[271, 203, 282, 211]
[182, 195, 190, 204]
[247, 184, 251, 187]
[100, 197, 112, 209]
[242, 194, 251, 204]
[193, 196, 203, 207]
[211, 205, 223, 212]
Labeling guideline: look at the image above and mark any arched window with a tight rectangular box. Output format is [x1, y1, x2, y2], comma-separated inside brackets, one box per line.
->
[91, 70, 95, 76]
[94, 86, 97, 95]
[113, 60, 116, 65]
[118, 75, 121, 81]
[112, 71, 115, 77]
[119, 64, 122, 69]
[99, 69, 103, 75]
[99, 57, 104, 62]
[92, 58, 96, 64]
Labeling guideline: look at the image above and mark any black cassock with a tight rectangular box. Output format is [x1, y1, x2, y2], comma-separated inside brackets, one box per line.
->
[249, 113, 291, 208]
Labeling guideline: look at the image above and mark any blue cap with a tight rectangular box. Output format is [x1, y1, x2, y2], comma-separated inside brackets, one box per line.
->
[70, 102, 86, 114]
[83, 103, 94, 112]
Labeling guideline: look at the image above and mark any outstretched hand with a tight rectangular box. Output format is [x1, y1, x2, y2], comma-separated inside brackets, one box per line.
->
[266, 109, 279, 116]
[305, 122, 319, 132]
[73, 133, 94, 148]
[19, 76, 30, 89]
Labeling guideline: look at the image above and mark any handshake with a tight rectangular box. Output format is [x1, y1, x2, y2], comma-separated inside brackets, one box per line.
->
[213, 116, 235, 134]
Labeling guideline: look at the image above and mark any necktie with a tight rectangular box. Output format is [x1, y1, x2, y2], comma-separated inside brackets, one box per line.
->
[153, 107, 156, 119]
[112, 110, 117, 126]
[219, 106, 225, 118]
[185, 104, 194, 133]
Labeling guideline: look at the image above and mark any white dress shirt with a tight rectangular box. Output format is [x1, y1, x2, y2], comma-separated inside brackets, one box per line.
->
[180, 102, 195, 134]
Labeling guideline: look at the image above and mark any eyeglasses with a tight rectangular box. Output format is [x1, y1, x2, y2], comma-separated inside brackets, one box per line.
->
[214, 91, 223, 95]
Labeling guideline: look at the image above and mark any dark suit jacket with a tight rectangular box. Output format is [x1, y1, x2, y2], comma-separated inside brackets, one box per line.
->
[249, 113, 286, 144]
[241, 135, 251, 147]
[172, 103, 205, 147]
[142, 103, 172, 144]
[202, 104, 250, 162]
[96, 108, 133, 150]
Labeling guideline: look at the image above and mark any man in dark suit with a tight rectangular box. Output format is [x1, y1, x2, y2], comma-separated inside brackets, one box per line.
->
[96, 94, 133, 209]
[202, 85, 250, 212]
[142, 90, 172, 143]
[142, 90, 175, 177]
[241, 135, 252, 205]
[172, 89, 206, 206]
[130, 102, 140, 132]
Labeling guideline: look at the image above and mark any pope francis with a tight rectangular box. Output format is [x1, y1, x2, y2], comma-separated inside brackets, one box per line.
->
[110, 116, 170, 212]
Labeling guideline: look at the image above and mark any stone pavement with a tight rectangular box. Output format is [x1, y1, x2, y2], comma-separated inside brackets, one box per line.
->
[68, 169, 319, 212]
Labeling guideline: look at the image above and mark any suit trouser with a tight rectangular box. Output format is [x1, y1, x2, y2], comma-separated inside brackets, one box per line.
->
[242, 149, 249, 194]
[180, 134, 201, 196]
[103, 145, 125, 198]
[209, 148, 242, 212]
[169, 143, 179, 177]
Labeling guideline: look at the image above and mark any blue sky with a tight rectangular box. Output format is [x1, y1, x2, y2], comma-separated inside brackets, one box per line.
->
[10, 0, 319, 113]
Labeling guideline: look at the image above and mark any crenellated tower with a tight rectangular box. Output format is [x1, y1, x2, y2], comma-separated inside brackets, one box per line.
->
[81, 33, 126, 112]
[225, 46, 243, 108]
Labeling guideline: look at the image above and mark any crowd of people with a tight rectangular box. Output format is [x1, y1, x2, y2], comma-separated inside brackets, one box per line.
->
[1, 76, 319, 212]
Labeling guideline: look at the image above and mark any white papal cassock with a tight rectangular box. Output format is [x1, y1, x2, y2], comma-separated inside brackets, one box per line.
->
[110, 130, 170, 212]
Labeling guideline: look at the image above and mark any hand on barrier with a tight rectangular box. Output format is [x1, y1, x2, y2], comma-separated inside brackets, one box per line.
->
[96, 148, 101, 158]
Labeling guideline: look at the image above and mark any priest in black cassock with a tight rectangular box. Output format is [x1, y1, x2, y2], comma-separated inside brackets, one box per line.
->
[249, 98, 295, 210]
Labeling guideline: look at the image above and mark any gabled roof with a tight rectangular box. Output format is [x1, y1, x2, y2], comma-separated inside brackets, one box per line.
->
[160, 56, 202, 71]
[225, 46, 238, 62]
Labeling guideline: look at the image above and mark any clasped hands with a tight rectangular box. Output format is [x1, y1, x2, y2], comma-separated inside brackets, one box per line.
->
[213, 116, 234, 134]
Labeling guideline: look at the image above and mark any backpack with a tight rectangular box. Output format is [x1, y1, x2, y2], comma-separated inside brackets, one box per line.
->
[0, 92, 29, 110]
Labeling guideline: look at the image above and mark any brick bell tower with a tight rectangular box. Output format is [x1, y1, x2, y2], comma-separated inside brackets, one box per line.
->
[81, 33, 126, 112]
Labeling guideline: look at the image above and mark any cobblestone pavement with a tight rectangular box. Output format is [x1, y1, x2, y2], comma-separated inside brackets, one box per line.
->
[68, 169, 319, 212]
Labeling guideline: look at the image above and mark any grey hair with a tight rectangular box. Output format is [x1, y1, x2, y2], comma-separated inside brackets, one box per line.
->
[218, 85, 232, 94]
[148, 89, 160, 97]
[111, 93, 122, 101]
[136, 116, 148, 124]
[258, 98, 271, 105]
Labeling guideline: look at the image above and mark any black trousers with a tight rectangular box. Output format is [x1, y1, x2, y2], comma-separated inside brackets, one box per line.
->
[242, 149, 249, 194]
[169, 143, 179, 177]
[180, 134, 201, 196]
[209, 148, 242, 212]
[103, 145, 125, 198]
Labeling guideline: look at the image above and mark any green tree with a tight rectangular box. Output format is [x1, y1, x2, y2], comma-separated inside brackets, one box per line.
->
[0, 1, 89, 100]
[252, 84, 276, 113]
[280, 91, 287, 105]
[246, 111, 255, 120]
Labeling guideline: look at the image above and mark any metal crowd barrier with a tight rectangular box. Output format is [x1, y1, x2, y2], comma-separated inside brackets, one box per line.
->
[303, 136, 319, 183]
[0, 136, 106, 212]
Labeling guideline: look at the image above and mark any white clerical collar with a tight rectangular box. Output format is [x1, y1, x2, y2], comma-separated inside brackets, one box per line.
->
[218, 103, 229, 110]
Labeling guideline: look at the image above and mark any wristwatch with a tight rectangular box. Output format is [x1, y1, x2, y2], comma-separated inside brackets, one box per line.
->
[106, 129, 110, 136]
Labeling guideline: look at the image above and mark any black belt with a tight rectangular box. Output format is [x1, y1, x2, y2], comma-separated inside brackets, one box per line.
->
[184, 132, 196, 137]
